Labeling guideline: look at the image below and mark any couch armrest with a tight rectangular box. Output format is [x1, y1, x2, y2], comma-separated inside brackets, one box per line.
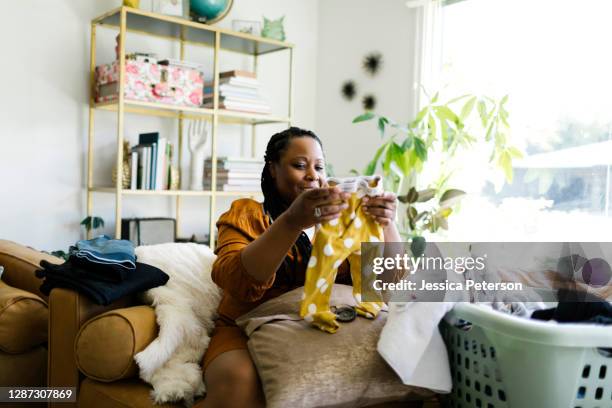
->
[0, 239, 62, 301]
[75, 305, 158, 382]
[48, 288, 137, 407]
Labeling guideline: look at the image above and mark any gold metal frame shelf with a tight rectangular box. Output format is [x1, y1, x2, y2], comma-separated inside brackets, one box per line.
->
[90, 187, 262, 197]
[94, 7, 293, 55]
[94, 100, 291, 124]
[86, 6, 294, 248]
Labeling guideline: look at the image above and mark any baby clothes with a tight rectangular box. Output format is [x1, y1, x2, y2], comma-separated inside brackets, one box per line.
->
[300, 176, 386, 333]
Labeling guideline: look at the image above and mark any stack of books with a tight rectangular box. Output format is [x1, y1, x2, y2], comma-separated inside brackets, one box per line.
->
[203, 157, 264, 192]
[130, 132, 174, 190]
[203, 70, 271, 114]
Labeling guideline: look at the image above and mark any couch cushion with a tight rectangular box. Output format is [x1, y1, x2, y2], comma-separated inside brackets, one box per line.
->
[79, 378, 181, 408]
[75, 306, 158, 382]
[236, 285, 434, 408]
[0, 346, 47, 387]
[0, 280, 48, 353]
[0, 239, 62, 300]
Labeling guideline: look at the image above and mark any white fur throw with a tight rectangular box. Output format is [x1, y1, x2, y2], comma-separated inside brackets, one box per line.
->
[134, 243, 222, 406]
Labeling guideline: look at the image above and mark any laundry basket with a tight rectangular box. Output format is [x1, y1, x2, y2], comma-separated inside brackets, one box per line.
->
[439, 303, 612, 408]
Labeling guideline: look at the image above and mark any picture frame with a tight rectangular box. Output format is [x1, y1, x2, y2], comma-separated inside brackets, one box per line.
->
[152, 0, 187, 18]
[232, 20, 262, 36]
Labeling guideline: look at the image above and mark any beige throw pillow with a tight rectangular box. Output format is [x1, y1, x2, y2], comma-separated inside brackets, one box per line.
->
[236, 284, 434, 408]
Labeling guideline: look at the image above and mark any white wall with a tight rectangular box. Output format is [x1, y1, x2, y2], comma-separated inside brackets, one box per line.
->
[0, 0, 319, 251]
[0, 0, 416, 252]
[315, 0, 417, 177]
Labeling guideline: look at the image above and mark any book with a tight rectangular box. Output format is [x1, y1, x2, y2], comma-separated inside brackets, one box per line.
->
[220, 70, 256, 79]
[204, 102, 271, 114]
[203, 170, 261, 179]
[205, 159, 264, 171]
[204, 177, 260, 186]
[143, 146, 150, 190]
[203, 86, 262, 100]
[130, 151, 138, 190]
[209, 156, 265, 163]
[155, 138, 167, 190]
[219, 76, 259, 88]
[203, 183, 262, 192]
[203, 95, 271, 107]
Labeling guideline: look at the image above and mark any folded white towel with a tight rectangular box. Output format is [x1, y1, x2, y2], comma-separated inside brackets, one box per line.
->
[377, 302, 454, 393]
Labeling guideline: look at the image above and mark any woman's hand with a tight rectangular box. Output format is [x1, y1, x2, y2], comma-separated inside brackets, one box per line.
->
[283, 187, 350, 230]
[361, 192, 398, 228]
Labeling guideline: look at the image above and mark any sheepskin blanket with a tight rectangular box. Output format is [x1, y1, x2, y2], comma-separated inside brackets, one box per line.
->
[134, 243, 222, 406]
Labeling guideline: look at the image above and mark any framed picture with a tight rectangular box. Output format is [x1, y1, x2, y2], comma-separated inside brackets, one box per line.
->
[152, 0, 186, 18]
[232, 20, 262, 36]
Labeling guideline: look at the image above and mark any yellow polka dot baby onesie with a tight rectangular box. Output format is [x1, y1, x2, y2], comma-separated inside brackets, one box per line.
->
[300, 176, 386, 333]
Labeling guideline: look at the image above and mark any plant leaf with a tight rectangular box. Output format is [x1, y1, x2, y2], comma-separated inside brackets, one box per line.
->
[406, 187, 419, 204]
[414, 137, 428, 161]
[460, 96, 477, 120]
[353, 112, 375, 123]
[411, 106, 428, 127]
[500, 94, 509, 107]
[378, 117, 388, 138]
[477, 100, 488, 127]
[439, 189, 466, 208]
[447, 94, 470, 104]
[416, 188, 436, 202]
[508, 146, 523, 159]
[401, 135, 413, 150]
[365, 142, 388, 175]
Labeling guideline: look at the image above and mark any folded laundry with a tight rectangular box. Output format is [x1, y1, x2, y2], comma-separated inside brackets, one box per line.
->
[71, 235, 136, 270]
[69, 254, 128, 282]
[37, 259, 168, 305]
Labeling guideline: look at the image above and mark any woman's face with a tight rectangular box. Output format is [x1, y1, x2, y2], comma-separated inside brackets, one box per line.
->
[270, 136, 326, 204]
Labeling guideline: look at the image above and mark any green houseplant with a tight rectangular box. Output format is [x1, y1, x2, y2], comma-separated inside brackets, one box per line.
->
[353, 92, 522, 243]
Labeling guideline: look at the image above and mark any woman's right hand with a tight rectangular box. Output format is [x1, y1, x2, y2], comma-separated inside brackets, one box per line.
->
[283, 187, 350, 230]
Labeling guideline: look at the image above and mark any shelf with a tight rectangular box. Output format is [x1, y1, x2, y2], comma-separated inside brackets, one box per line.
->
[90, 187, 262, 197]
[94, 100, 291, 125]
[94, 7, 293, 56]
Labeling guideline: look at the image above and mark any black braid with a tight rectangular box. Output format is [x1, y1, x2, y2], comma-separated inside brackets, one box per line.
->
[261, 127, 323, 286]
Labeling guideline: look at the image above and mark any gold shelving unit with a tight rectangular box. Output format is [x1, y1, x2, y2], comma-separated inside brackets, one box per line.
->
[87, 6, 294, 249]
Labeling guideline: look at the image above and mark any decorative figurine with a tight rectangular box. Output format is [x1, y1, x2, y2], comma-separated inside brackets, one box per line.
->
[188, 120, 209, 190]
[261, 16, 286, 41]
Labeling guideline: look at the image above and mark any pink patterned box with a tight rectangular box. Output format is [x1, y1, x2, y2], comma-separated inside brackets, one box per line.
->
[95, 59, 204, 107]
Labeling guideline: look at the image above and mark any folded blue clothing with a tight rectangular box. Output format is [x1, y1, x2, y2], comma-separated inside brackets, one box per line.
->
[71, 235, 136, 270]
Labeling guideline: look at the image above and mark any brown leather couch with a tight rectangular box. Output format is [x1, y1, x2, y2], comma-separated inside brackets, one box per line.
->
[46, 282, 178, 407]
[0, 240, 62, 407]
[3, 240, 438, 408]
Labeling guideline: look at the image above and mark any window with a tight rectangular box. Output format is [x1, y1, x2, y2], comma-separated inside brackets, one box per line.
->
[437, 0, 612, 240]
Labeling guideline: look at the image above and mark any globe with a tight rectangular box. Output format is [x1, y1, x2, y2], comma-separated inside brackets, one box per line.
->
[190, 0, 233, 23]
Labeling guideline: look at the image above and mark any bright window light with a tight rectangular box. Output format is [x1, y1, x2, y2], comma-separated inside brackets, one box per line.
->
[438, 0, 612, 241]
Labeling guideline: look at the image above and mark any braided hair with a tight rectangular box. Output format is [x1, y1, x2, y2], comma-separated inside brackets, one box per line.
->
[261, 127, 324, 286]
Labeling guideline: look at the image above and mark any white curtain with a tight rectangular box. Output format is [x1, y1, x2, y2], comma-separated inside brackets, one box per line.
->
[408, 0, 443, 116]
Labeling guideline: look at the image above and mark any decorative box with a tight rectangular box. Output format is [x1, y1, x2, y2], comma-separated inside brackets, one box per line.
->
[95, 59, 204, 107]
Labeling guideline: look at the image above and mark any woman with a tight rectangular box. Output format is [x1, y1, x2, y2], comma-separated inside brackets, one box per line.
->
[196, 127, 400, 408]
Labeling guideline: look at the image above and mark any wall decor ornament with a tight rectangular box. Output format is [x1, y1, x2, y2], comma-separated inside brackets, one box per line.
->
[362, 94, 377, 111]
[362, 52, 383, 76]
[341, 80, 357, 101]
[261, 16, 286, 41]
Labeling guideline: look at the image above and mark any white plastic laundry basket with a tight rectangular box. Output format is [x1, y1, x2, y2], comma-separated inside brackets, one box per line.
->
[439, 303, 612, 408]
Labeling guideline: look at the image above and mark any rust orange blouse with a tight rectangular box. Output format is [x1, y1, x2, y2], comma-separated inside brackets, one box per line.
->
[212, 198, 352, 324]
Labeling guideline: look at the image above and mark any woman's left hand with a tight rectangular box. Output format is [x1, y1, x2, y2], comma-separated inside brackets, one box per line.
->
[361, 192, 397, 228]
